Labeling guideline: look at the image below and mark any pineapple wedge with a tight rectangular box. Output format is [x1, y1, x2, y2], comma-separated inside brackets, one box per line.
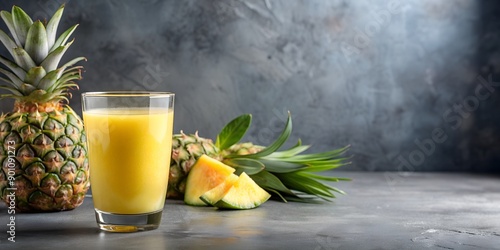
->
[200, 173, 238, 206]
[213, 172, 271, 210]
[184, 155, 235, 206]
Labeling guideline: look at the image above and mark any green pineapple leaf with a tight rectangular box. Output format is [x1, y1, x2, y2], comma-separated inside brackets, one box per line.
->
[215, 113, 252, 150]
[58, 57, 86, 76]
[11, 6, 33, 46]
[41, 39, 74, 72]
[273, 145, 351, 162]
[267, 139, 311, 158]
[276, 172, 337, 200]
[242, 111, 292, 158]
[0, 55, 26, 80]
[13, 47, 35, 71]
[250, 170, 298, 201]
[0, 29, 17, 59]
[50, 24, 78, 52]
[45, 4, 64, 49]
[223, 158, 265, 175]
[49, 71, 80, 92]
[25, 66, 46, 85]
[258, 160, 307, 173]
[0, 85, 22, 96]
[0, 10, 21, 46]
[0, 67, 22, 88]
[25, 20, 48, 64]
[20, 83, 36, 93]
[37, 69, 58, 90]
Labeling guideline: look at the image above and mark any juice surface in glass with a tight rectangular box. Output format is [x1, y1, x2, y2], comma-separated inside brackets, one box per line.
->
[83, 108, 174, 214]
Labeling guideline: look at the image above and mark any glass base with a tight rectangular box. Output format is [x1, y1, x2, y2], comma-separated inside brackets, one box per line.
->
[95, 209, 163, 232]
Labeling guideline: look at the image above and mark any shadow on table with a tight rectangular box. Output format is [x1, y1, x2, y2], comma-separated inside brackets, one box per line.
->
[17, 225, 100, 237]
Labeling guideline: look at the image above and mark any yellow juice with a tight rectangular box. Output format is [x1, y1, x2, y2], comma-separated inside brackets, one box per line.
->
[83, 108, 174, 214]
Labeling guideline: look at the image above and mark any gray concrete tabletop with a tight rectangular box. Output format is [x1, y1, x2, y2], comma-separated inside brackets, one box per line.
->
[0, 171, 499, 250]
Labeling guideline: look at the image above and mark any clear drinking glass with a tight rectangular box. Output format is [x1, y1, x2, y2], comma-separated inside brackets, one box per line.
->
[81, 92, 174, 232]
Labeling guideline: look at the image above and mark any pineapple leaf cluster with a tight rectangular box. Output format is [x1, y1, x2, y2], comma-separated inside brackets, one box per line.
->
[217, 112, 351, 202]
[0, 5, 85, 104]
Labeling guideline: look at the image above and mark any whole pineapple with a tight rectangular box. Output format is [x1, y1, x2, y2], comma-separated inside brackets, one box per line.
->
[0, 5, 88, 212]
[168, 113, 351, 202]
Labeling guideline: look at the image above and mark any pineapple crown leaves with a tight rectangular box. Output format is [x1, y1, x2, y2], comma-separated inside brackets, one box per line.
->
[216, 112, 352, 202]
[0, 4, 85, 103]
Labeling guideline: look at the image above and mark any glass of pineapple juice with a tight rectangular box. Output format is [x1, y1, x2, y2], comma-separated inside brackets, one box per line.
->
[82, 92, 174, 232]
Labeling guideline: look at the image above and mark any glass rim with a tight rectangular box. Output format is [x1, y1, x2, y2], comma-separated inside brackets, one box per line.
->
[82, 91, 174, 97]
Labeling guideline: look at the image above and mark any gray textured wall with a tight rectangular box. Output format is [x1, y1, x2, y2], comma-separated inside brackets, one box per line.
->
[0, 0, 499, 172]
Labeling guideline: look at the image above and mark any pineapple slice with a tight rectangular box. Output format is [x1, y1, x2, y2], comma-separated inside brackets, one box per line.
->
[213, 172, 271, 210]
[200, 173, 239, 206]
[184, 155, 235, 206]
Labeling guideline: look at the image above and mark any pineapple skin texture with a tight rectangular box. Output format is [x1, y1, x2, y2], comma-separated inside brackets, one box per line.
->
[0, 106, 90, 212]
